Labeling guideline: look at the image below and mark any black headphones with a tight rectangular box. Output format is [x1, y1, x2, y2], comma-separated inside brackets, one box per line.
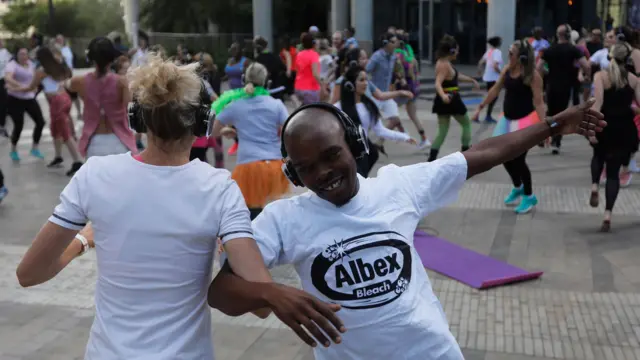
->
[280, 103, 369, 187]
[518, 39, 530, 64]
[127, 95, 214, 137]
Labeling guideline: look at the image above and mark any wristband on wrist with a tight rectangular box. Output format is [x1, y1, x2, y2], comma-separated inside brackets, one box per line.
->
[544, 116, 560, 136]
[75, 234, 90, 256]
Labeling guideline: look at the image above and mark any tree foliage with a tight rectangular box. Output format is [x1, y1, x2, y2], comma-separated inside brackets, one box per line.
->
[1, 0, 124, 37]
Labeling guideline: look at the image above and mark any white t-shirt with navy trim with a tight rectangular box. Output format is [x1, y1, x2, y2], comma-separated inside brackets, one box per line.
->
[49, 153, 253, 360]
[252, 152, 468, 360]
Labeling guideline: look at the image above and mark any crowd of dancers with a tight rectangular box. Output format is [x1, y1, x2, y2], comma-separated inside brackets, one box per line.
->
[0, 19, 622, 360]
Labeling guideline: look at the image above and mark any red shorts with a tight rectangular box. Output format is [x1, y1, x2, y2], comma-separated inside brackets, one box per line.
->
[49, 92, 72, 141]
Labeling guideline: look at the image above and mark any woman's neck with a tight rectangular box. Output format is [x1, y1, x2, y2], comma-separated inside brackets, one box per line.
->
[354, 93, 362, 103]
[138, 146, 191, 166]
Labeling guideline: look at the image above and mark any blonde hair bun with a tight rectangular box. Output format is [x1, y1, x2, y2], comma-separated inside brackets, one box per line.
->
[127, 53, 202, 109]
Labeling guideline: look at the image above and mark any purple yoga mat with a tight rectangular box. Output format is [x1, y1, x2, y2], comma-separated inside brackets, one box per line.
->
[414, 230, 543, 289]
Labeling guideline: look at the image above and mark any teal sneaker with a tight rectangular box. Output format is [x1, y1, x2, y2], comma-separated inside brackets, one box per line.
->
[9, 151, 20, 162]
[515, 194, 538, 214]
[504, 186, 524, 205]
[30, 148, 44, 159]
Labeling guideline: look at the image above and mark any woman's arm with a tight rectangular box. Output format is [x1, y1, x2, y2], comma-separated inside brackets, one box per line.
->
[312, 62, 322, 85]
[372, 88, 413, 101]
[371, 118, 413, 142]
[118, 75, 131, 107]
[434, 62, 449, 101]
[283, 51, 292, 76]
[330, 84, 341, 104]
[16, 222, 80, 287]
[631, 49, 640, 75]
[476, 66, 508, 109]
[458, 72, 480, 88]
[3, 67, 22, 89]
[531, 70, 546, 122]
[66, 76, 84, 97]
[592, 72, 604, 112]
[16, 69, 45, 93]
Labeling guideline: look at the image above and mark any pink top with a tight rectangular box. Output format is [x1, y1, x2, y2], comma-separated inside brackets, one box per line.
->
[79, 72, 137, 157]
[294, 49, 320, 91]
[192, 136, 219, 149]
[5, 60, 36, 99]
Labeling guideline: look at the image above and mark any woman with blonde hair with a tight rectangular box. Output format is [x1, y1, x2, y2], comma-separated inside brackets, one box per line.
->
[589, 41, 640, 231]
[210, 62, 290, 219]
[16, 53, 344, 358]
[472, 40, 545, 214]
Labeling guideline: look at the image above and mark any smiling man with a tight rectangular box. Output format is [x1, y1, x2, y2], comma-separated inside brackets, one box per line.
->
[214, 100, 604, 359]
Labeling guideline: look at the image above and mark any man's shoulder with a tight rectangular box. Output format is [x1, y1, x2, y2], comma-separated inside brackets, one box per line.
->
[262, 191, 316, 215]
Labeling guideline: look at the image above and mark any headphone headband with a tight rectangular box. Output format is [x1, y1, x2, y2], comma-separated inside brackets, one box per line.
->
[280, 102, 369, 186]
[128, 81, 214, 137]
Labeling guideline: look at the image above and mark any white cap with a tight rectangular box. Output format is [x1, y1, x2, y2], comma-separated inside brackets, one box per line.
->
[309, 26, 319, 33]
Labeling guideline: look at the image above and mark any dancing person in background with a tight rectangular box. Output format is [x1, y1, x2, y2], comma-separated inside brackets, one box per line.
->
[335, 64, 416, 177]
[430, 35, 478, 161]
[66, 37, 136, 158]
[473, 40, 544, 214]
[13, 46, 83, 176]
[4, 47, 46, 162]
[477, 36, 503, 123]
[294, 32, 322, 105]
[589, 42, 640, 231]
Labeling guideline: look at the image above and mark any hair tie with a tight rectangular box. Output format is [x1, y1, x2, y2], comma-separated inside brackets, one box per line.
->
[244, 83, 255, 95]
[344, 81, 355, 91]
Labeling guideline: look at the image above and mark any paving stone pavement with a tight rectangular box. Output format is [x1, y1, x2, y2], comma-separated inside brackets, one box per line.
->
[3, 89, 640, 359]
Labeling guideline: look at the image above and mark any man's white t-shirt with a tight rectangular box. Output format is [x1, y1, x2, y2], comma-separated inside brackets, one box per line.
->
[49, 153, 254, 360]
[0, 48, 12, 79]
[590, 48, 610, 69]
[253, 152, 467, 360]
[61, 46, 74, 69]
[482, 48, 502, 82]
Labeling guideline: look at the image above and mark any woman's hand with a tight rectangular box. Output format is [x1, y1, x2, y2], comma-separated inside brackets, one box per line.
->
[472, 80, 481, 91]
[471, 108, 482, 122]
[441, 94, 451, 104]
[405, 138, 417, 145]
[220, 126, 237, 139]
[399, 90, 414, 99]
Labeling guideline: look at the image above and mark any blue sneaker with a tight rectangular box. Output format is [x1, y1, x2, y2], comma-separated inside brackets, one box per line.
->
[504, 186, 524, 206]
[515, 194, 538, 214]
[0, 186, 7, 204]
[485, 115, 497, 124]
[9, 151, 20, 162]
[30, 148, 44, 159]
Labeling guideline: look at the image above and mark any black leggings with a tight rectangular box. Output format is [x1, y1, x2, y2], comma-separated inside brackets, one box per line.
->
[8, 96, 45, 146]
[591, 146, 630, 211]
[485, 81, 498, 116]
[249, 208, 262, 220]
[0, 80, 7, 129]
[0, 167, 4, 187]
[546, 85, 572, 148]
[504, 151, 532, 195]
[356, 140, 380, 178]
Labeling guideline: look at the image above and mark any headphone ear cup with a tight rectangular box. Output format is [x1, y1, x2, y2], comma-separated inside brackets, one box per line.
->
[282, 161, 303, 187]
[127, 102, 146, 133]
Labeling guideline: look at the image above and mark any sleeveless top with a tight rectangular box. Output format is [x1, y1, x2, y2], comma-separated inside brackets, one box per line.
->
[503, 71, 535, 120]
[432, 67, 467, 115]
[598, 83, 639, 153]
[225, 57, 246, 90]
[78, 72, 137, 157]
[42, 76, 60, 94]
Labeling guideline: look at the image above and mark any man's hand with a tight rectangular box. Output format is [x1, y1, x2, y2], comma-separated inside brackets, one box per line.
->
[553, 98, 606, 143]
[78, 223, 95, 248]
[262, 283, 346, 348]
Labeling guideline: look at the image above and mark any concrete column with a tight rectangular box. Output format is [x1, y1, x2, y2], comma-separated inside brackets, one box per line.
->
[122, 0, 139, 48]
[487, 0, 516, 65]
[252, 0, 273, 51]
[331, 0, 349, 34]
[351, 0, 374, 53]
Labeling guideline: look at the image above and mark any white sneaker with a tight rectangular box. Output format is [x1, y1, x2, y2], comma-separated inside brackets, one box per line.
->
[418, 139, 432, 150]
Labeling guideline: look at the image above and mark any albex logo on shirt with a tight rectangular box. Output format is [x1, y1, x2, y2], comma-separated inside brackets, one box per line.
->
[310, 231, 412, 309]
